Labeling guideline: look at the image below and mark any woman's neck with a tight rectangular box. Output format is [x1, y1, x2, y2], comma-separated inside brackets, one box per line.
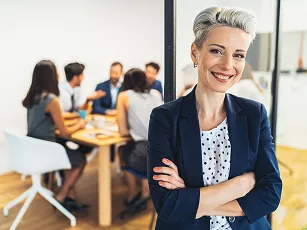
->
[195, 84, 226, 120]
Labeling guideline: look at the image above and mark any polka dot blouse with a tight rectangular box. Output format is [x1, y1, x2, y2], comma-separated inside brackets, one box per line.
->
[200, 118, 233, 230]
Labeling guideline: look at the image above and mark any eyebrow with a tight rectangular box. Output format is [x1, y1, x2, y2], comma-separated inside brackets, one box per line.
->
[208, 44, 246, 53]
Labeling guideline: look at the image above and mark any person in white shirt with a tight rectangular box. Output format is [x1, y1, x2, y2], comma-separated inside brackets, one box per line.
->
[59, 62, 105, 118]
[57, 62, 105, 211]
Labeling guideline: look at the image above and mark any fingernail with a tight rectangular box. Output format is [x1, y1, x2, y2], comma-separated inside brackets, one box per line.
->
[153, 167, 158, 172]
[163, 159, 168, 163]
[153, 176, 157, 179]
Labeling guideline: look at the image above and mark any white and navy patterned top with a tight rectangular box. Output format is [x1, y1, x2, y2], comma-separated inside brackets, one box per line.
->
[200, 118, 233, 230]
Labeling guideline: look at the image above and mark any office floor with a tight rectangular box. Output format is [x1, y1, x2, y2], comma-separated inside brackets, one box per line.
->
[0, 158, 155, 230]
[0, 146, 306, 230]
[274, 146, 307, 230]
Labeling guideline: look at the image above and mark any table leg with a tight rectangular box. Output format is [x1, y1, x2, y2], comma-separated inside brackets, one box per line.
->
[98, 145, 112, 226]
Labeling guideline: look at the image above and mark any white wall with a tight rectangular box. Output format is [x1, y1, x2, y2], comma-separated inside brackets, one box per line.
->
[280, 31, 307, 71]
[0, 0, 164, 175]
[282, 0, 307, 32]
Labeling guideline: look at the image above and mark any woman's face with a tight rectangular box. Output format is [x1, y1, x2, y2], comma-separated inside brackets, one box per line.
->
[191, 26, 250, 93]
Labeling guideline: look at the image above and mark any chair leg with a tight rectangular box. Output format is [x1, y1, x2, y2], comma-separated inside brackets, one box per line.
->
[149, 210, 157, 230]
[277, 159, 293, 175]
[38, 187, 76, 227]
[86, 147, 98, 163]
[9, 189, 37, 230]
[3, 187, 33, 216]
[40, 187, 54, 196]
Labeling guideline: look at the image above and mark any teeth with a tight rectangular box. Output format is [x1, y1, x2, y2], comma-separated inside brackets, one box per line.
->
[212, 72, 231, 80]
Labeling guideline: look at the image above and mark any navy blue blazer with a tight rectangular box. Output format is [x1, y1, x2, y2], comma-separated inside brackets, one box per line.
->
[92, 80, 122, 114]
[147, 87, 282, 230]
[152, 80, 164, 100]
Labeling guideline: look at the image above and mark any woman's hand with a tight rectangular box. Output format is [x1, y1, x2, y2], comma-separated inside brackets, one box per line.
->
[153, 158, 186, 189]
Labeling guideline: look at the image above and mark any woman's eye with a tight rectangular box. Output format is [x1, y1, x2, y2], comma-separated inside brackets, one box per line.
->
[210, 49, 222, 55]
[234, 53, 245, 59]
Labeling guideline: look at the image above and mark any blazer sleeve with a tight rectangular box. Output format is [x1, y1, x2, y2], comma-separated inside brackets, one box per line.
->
[92, 84, 107, 114]
[147, 107, 200, 224]
[237, 104, 282, 223]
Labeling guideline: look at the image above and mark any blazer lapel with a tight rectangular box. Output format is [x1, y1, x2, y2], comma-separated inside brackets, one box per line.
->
[225, 94, 249, 179]
[178, 88, 204, 187]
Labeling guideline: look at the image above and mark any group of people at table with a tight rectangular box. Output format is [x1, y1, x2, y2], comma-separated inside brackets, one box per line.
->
[22, 5, 283, 230]
[23, 61, 163, 213]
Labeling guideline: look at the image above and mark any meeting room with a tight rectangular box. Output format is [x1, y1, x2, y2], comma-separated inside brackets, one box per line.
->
[0, 0, 306, 230]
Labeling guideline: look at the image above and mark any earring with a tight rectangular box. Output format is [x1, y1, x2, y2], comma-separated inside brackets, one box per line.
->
[194, 63, 198, 68]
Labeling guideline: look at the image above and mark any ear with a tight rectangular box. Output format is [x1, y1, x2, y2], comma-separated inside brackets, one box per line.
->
[190, 42, 199, 64]
[72, 75, 78, 82]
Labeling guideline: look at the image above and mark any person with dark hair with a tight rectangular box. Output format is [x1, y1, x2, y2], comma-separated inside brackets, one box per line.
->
[59, 62, 105, 116]
[58, 63, 105, 185]
[116, 68, 162, 210]
[92, 62, 123, 115]
[145, 62, 163, 99]
[23, 60, 89, 212]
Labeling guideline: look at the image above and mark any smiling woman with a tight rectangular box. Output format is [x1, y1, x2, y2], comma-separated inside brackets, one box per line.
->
[147, 6, 282, 230]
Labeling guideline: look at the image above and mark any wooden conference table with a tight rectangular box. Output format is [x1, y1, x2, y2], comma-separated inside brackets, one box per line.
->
[65, 115, 130, 227]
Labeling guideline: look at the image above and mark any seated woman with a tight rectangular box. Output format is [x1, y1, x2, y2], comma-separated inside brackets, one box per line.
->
[117, 68, 163, 208]
[22, 60, 88, 212]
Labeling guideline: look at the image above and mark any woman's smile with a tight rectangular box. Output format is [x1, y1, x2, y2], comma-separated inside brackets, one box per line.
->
[211, 71, 235, 83]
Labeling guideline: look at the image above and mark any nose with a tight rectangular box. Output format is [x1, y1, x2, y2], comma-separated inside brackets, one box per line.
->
[219, 54, 233, 70]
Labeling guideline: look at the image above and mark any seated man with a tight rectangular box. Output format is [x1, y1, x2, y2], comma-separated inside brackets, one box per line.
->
[145, 62, 163, 99]
[57, 62, 105, 210]
[92, 62, 123, 115]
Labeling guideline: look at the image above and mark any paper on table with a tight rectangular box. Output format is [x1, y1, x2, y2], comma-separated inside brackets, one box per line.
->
[85, 123, 95, 129]
[83, 130, 115, 140]
[103, 125, 119, 132]
[95, 130, 115, 136]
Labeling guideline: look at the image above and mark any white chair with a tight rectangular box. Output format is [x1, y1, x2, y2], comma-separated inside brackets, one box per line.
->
[3, 131, 76, 230]
[33, 146, 99, 190]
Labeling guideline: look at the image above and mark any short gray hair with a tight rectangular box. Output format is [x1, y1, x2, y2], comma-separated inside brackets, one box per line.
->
[193, 6, 257, 48]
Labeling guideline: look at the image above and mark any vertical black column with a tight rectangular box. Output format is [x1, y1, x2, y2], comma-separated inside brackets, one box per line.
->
[268, 0, 281, 225]
[164, 0, 176, 102]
